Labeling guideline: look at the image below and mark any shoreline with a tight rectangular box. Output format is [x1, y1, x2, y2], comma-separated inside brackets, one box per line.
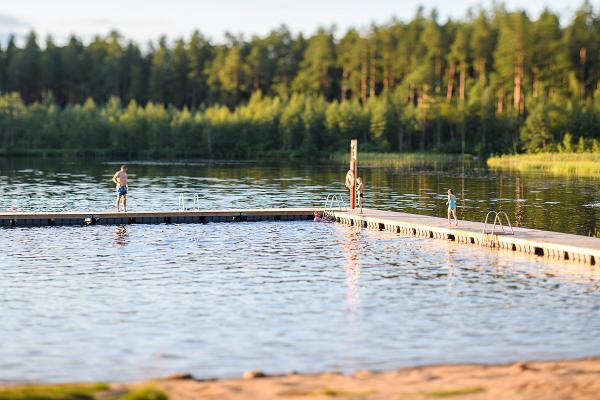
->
[4, 357, 600, 399]
[153, 357, 600, 399]
[487, 152, 600, 177]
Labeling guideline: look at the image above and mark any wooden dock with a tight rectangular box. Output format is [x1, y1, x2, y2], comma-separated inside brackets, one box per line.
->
[2, 207, 599, 266]
[0, 208, 318, 227]
[331, 208, 600, 265]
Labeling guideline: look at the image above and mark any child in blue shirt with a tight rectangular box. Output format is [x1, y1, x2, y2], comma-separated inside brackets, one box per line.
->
[446, 189, 458, 226]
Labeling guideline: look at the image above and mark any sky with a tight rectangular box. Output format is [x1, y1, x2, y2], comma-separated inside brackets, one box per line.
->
[0, 0, 590, 45]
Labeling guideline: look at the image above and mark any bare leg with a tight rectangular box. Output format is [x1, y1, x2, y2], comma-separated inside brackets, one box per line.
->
[116, 195, 121, 211]
[452, 209, 458, 226]
[447, 208, 451, 224]
[123, 195, 127, 212]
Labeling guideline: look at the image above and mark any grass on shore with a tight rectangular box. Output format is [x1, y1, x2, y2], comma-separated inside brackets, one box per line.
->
[330, 152, 473, 167]
[422, 386, 485, 397]
[279, 387, 377, 397]
[487, 152, 600, 177]
[0, 383, 166, 400]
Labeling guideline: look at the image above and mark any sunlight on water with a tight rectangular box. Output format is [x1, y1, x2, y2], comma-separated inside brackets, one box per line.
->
[1, 221, 600, 383]
[2, 159, 600, 383]
[1, 159, 600, 236]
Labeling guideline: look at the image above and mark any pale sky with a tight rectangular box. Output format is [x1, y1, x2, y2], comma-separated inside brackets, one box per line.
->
[0, 0, 588, 45]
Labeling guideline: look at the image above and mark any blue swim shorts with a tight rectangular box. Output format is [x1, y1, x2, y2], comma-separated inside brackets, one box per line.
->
[117, 186, 128, 196]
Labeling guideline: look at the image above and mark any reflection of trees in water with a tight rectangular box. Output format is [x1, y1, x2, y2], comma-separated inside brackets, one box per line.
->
[515, 176, 523, 227]
[2, 157, 600, 236]
[113, 225, 129, 246]
[342, 227, 361, 370]
[344, 229, 361, 313]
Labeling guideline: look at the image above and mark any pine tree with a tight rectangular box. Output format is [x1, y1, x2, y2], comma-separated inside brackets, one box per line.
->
[292, 29, 336, 99]
[148, 36, 174, 104]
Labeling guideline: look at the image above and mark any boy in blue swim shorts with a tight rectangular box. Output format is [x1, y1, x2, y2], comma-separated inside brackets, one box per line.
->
[112, 165, 128, 212]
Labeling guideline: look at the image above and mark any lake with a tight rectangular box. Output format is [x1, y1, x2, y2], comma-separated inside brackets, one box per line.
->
[1, 158, 600, 383]
[1, 158, 599, 236]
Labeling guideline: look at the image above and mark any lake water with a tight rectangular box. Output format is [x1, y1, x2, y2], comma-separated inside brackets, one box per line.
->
[1, 158, 600, 236]
[1, 159, 600, 383]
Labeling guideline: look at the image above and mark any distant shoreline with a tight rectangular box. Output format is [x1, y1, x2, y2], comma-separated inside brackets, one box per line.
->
[0, 150, 476, 164]
[3, 357, 600, 399]
[488, 153, 600, 177]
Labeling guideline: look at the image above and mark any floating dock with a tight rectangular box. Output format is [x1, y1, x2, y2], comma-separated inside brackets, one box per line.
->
[0, 208, 318, 227]
[2, 207, 599, 265]
[331, 209, 600, 265]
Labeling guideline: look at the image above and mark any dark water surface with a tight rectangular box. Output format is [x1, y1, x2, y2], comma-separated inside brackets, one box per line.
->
[1, 158, 599, 236]
[1, 159, 600, 383]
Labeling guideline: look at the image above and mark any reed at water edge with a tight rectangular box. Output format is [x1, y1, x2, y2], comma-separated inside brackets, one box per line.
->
[330, 152, 475, 168]
[487, 153, 600, 177]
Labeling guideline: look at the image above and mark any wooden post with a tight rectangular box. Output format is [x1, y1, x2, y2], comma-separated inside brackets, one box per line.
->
[350, 139, 358, 209]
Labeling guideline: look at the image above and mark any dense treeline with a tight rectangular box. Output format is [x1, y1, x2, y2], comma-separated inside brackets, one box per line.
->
[1, 3, 600, 156]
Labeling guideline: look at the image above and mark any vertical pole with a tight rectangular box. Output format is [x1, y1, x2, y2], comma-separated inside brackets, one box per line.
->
[350, 139, 358, 209]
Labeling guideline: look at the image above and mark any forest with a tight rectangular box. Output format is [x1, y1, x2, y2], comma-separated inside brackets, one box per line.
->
[0, 3, 599, 157]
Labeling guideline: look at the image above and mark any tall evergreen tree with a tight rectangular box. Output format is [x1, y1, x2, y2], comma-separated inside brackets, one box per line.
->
[292, 29, 336, 99]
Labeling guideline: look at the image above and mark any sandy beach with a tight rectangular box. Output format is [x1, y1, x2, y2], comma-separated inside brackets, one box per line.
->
[150, 357, 600, 400]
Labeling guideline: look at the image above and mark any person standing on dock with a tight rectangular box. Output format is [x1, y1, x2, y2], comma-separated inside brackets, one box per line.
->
[356, 177, 365, 214]
[447, 189, 458, 226]
[112, 165, 128, 212]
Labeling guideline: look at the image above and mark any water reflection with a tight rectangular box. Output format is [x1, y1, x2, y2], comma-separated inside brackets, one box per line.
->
[342, 227, 361, 370]
[1, 158, 600, 237]
[113, 225, 129, 246]
[343, 228, 361, 313]
[1, 222, 600, 383]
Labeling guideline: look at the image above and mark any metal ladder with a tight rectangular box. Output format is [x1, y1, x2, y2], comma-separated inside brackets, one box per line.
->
[178, 194, 185, 211]
[481, 211, 514, 247]
[178, 193, 201, 211]
[323, 193, 348, 220]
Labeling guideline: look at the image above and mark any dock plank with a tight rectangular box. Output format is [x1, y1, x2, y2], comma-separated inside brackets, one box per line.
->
[331, 208, 600, 264]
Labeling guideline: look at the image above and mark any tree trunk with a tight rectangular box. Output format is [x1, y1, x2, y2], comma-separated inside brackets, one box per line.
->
[397, 114, 404, 151]
[478, 58, 486, 84]
[580, 47, 587, 100]
[360, 47, 368, 104]
[459, 61, 467, 101]
[514, 54, 523, 114]
[446, 63, 455, 101]
[436, 118, 441, 149]
[383, 50, 390, 91]
[461, 118, 465, 156]
[419, 95, 427, 151]
[253, 70, 260, 91]
[341, 64, 349, 100]
[434, 56, 441, 94]
[369, 42, 377, 98]
[497, 89, 503, 114]
[421, 121, 426, 151]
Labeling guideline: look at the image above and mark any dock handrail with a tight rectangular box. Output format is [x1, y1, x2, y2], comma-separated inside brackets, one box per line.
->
[481, 211, 514, 246]
[323, 194, 348, 219]
[178, 193, 202, 211]
[178, 193, 185, 211]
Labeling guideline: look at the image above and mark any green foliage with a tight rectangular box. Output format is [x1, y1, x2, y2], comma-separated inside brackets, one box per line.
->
[520, 101, 566, 152]
[0, 383, 108, 400]
[0, 383, 167, 400]
[0, 4, 599, 157]
[118, 387, 167, 400]
[487, 152, 600, 177]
